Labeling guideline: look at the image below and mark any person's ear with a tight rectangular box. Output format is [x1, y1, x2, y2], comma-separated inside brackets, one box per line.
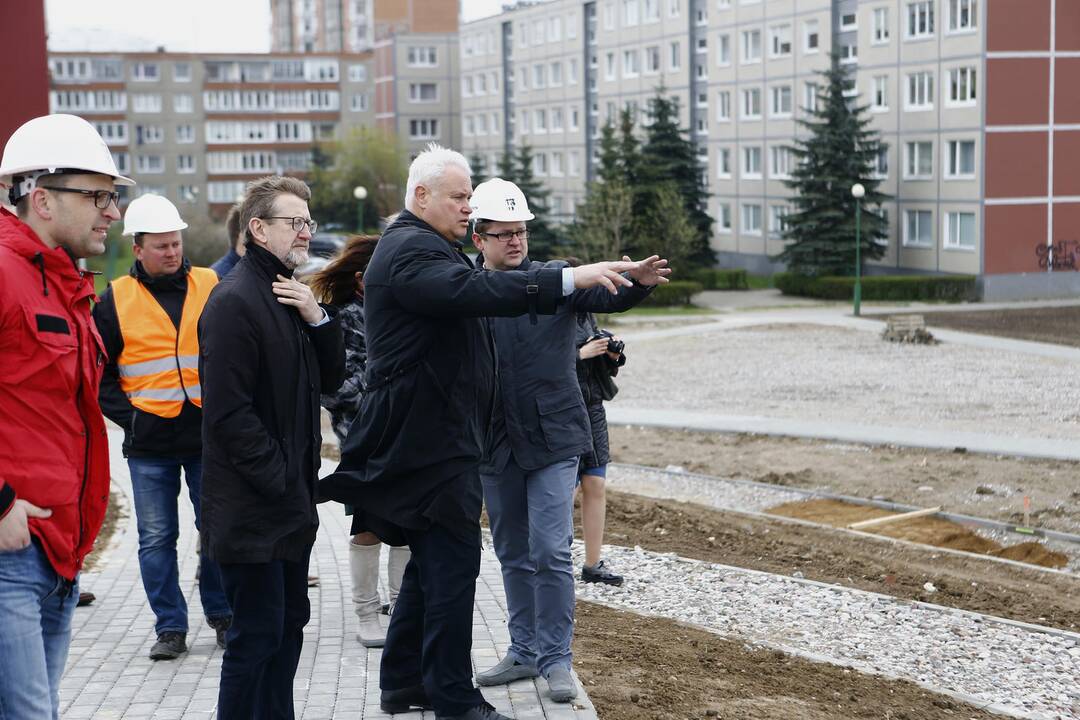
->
[248, 217, 267, 245]
[471, 232, 484, 253]
[415, 184, 429, 211]
[29, 187, 54, 221]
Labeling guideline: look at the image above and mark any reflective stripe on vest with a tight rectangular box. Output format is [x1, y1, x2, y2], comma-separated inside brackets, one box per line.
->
[113, 266, 218, 418]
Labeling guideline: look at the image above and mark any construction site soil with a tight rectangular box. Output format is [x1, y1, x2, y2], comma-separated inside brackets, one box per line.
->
[573, 602, 1006, 720]
[913, 305, 1080, 348]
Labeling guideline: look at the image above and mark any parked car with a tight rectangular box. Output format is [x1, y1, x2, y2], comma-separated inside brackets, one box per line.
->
[308, 233, 347, 259]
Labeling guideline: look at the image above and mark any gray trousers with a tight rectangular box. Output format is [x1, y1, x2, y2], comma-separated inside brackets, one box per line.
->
[481, 456, 578, 674]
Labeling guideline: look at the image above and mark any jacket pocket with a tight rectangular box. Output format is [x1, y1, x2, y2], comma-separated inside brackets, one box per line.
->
[535, 390, 589, 452]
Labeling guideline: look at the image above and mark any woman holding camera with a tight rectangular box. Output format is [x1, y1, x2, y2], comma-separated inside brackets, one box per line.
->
[574, 312, 626, 586]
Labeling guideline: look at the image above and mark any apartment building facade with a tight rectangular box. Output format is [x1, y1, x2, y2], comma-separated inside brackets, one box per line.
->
[463, 0, 1080, 299]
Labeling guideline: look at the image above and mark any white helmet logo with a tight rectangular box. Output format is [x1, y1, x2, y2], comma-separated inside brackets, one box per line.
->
[505, 197, 516, 211]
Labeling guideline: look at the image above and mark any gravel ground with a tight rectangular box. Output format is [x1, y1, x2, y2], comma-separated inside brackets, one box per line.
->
[613, 323, 1080, 442]
[574, 542, 1080, 720]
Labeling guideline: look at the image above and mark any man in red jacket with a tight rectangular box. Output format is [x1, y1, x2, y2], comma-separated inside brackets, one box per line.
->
[0, 114, 133, 718]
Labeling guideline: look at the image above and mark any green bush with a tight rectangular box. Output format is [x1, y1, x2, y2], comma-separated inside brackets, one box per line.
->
[640, 280, 705, 306]
[690, 268, 749, 290]
[774, 273, 977, 302]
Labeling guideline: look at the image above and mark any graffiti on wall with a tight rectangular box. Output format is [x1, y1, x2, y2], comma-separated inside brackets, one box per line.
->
[1035, 240, 1080, 271]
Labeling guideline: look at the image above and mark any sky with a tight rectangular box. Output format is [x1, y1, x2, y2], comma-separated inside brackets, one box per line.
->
[45, 0, 506, 52]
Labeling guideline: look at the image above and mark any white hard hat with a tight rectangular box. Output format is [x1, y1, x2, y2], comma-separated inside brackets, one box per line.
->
[1, 114, 135, 203]
[470, 178, 535, 222]
[122, 193, 188, 235]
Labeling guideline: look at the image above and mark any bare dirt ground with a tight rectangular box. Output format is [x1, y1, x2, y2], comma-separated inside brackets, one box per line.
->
[588, 491, 1080, 632]
[573, 602, 1005, 720]
[608, 425, 1080, 534]
[911, 306, 1080, 348]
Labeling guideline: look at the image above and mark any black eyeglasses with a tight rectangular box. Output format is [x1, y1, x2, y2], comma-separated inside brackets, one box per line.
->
[480, 229, 529, 244]
[40, 186, 120, 210]
[262, 216, 318, 233]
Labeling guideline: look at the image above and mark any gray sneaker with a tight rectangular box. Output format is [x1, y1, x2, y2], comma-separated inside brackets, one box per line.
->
[544, 665, 577, 703]
[475, 655, 539, 686]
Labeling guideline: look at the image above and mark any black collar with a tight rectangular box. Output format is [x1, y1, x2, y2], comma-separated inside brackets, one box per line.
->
[244, 243, 292, 280]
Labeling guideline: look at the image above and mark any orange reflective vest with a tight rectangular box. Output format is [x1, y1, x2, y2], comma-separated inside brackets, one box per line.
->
[112, 266, 218, 418]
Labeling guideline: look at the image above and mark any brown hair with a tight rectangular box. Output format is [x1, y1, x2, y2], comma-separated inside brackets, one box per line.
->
[225, 202, 243, 249]
[308, 235, 380, 306]
[239, 175, 311, 245]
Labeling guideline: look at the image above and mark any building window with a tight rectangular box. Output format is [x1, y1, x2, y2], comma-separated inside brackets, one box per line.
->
[742, 87, 762, 119]
[178, 185, 198, 203]
[646, 46, 661, 73]
[550, 61, 563, 86]
[93, 121, 128, 145]
[874, 147, 889, 177]
[741, 203, 763, 234]
[624, 0, 640, 25]
[742, 146, 762, 178]
[135, 154, 164, 174]
[112, 152, 129, 174]
[945, 139, 976, 178]
[804, 20, 819, 52]
[176, 124, 194, 143]
[840, 43, 858, 63]
[132, 62, 159, 81]
[716, 90, 731, 121]
[408, 119, 439, 139]
[409, 83, 438, 102]
[694, 1, 706, 24]
[717, 147, 732, 177]
[873, 8, 890, 43]
[770, 85, 792, 116]
[716, 34, 731, 65]
[605, 52, 616, 80]
[173, 63, 191, 82]
[770, 146, 791, 178]
[903, 209, 933, 246]
[407, 46, 437, 67]
[769, 24, 792, 57]
[132, 94, 162, 113]
[670, 41, 681, 70]
[741, 29, 762, 63]
[718, 204, 732, 232]
[177, 154, 196, 174]
[944, 211, 976, 249]
[535, 109, 548, 133]
[769, 205, 791, 236]
[948, 67, 977, 105]
[173, 94, 193, 113]
[696, 37, 708, 54]
[348, 64, 367, 82]
[135, 124, 164, 144]
[906, 1, 935, 39]
[550, 15, 563, 40]
[948, 0, 977, 32]
[906, 71, 934, 110]
[533, 64, 546, 88]
[840, 12, 857, 31]
[904, 141, 933, 179]
[804, 82, 819, 112]
[603, 1, 615, 30]
[350, 93, 369, 111]
[873, 76, 889, 110]
[623, 49, 640, 77]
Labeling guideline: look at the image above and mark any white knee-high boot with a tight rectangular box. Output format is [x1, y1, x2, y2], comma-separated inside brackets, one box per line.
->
[349, 541, 385, 647]
[387, 545, 411, 614]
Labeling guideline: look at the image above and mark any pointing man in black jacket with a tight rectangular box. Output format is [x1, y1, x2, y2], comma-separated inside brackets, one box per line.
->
[469, 179, 666, 703]
[319, 144, 667, 720]
[198, 175, 344, 719]
[93, 193, 231, 660]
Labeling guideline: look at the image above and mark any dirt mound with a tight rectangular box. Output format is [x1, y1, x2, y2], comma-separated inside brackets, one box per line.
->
[767, 498, 1065, 569]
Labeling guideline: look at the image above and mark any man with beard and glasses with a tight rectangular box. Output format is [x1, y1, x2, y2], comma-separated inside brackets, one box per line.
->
[197, 175, 344, 719]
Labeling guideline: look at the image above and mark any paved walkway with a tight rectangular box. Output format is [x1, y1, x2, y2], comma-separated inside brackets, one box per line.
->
[60, 430, 598, 720]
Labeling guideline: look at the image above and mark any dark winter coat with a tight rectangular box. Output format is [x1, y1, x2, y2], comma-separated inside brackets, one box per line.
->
[482, 257, 651, 476]
[210, 247, 242, 279]
[198, 244, 345, 563]
[575, 312, 625, 468]
[318, 210, 566, 540]
[93, 258, 204, 459]
[320, 296, 366, 444]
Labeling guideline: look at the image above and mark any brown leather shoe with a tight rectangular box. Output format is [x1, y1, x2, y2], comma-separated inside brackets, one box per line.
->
[77, 592, 96, 607]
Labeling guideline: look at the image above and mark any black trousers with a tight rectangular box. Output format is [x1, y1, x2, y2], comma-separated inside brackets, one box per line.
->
[381, 520, 487, 716]
[216, 547, 312, 720]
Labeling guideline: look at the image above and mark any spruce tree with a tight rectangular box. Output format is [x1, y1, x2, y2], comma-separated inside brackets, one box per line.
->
[468, 149, 489, 187]
[776, 56, 890, 276]
[510, 143, 560, 260]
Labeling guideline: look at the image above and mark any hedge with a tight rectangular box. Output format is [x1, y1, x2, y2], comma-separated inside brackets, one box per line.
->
[640, 280, 705, 306]
[774, 273, 978, 302]
[690, 268, 750, 290]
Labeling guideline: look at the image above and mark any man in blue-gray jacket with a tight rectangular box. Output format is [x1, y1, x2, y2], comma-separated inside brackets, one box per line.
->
[470, 179, 669, 703]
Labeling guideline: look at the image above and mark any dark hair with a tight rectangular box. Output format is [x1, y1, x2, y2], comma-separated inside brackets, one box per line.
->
[225, 203, 243, 249]
[239, 175, 311, 245]
[308, 235, 380, 306]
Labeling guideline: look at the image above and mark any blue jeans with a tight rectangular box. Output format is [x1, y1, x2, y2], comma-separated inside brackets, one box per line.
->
[481, 457, 578, 674]
[0, 539, 79, 719]
[128, 456, 230, 635]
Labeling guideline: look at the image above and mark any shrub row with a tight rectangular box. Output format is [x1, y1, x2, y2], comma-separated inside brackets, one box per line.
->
[774, 273, 978, 302]
[640, 280, 705, 306]
[689, 268, 750, 290]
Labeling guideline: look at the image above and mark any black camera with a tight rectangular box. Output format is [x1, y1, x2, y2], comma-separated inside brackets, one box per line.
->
[588, 329, 624, 355]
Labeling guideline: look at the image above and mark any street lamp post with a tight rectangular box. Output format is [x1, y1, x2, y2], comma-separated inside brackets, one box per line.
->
[851, 182, 866, 317]
[353, 185, 368, 233]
